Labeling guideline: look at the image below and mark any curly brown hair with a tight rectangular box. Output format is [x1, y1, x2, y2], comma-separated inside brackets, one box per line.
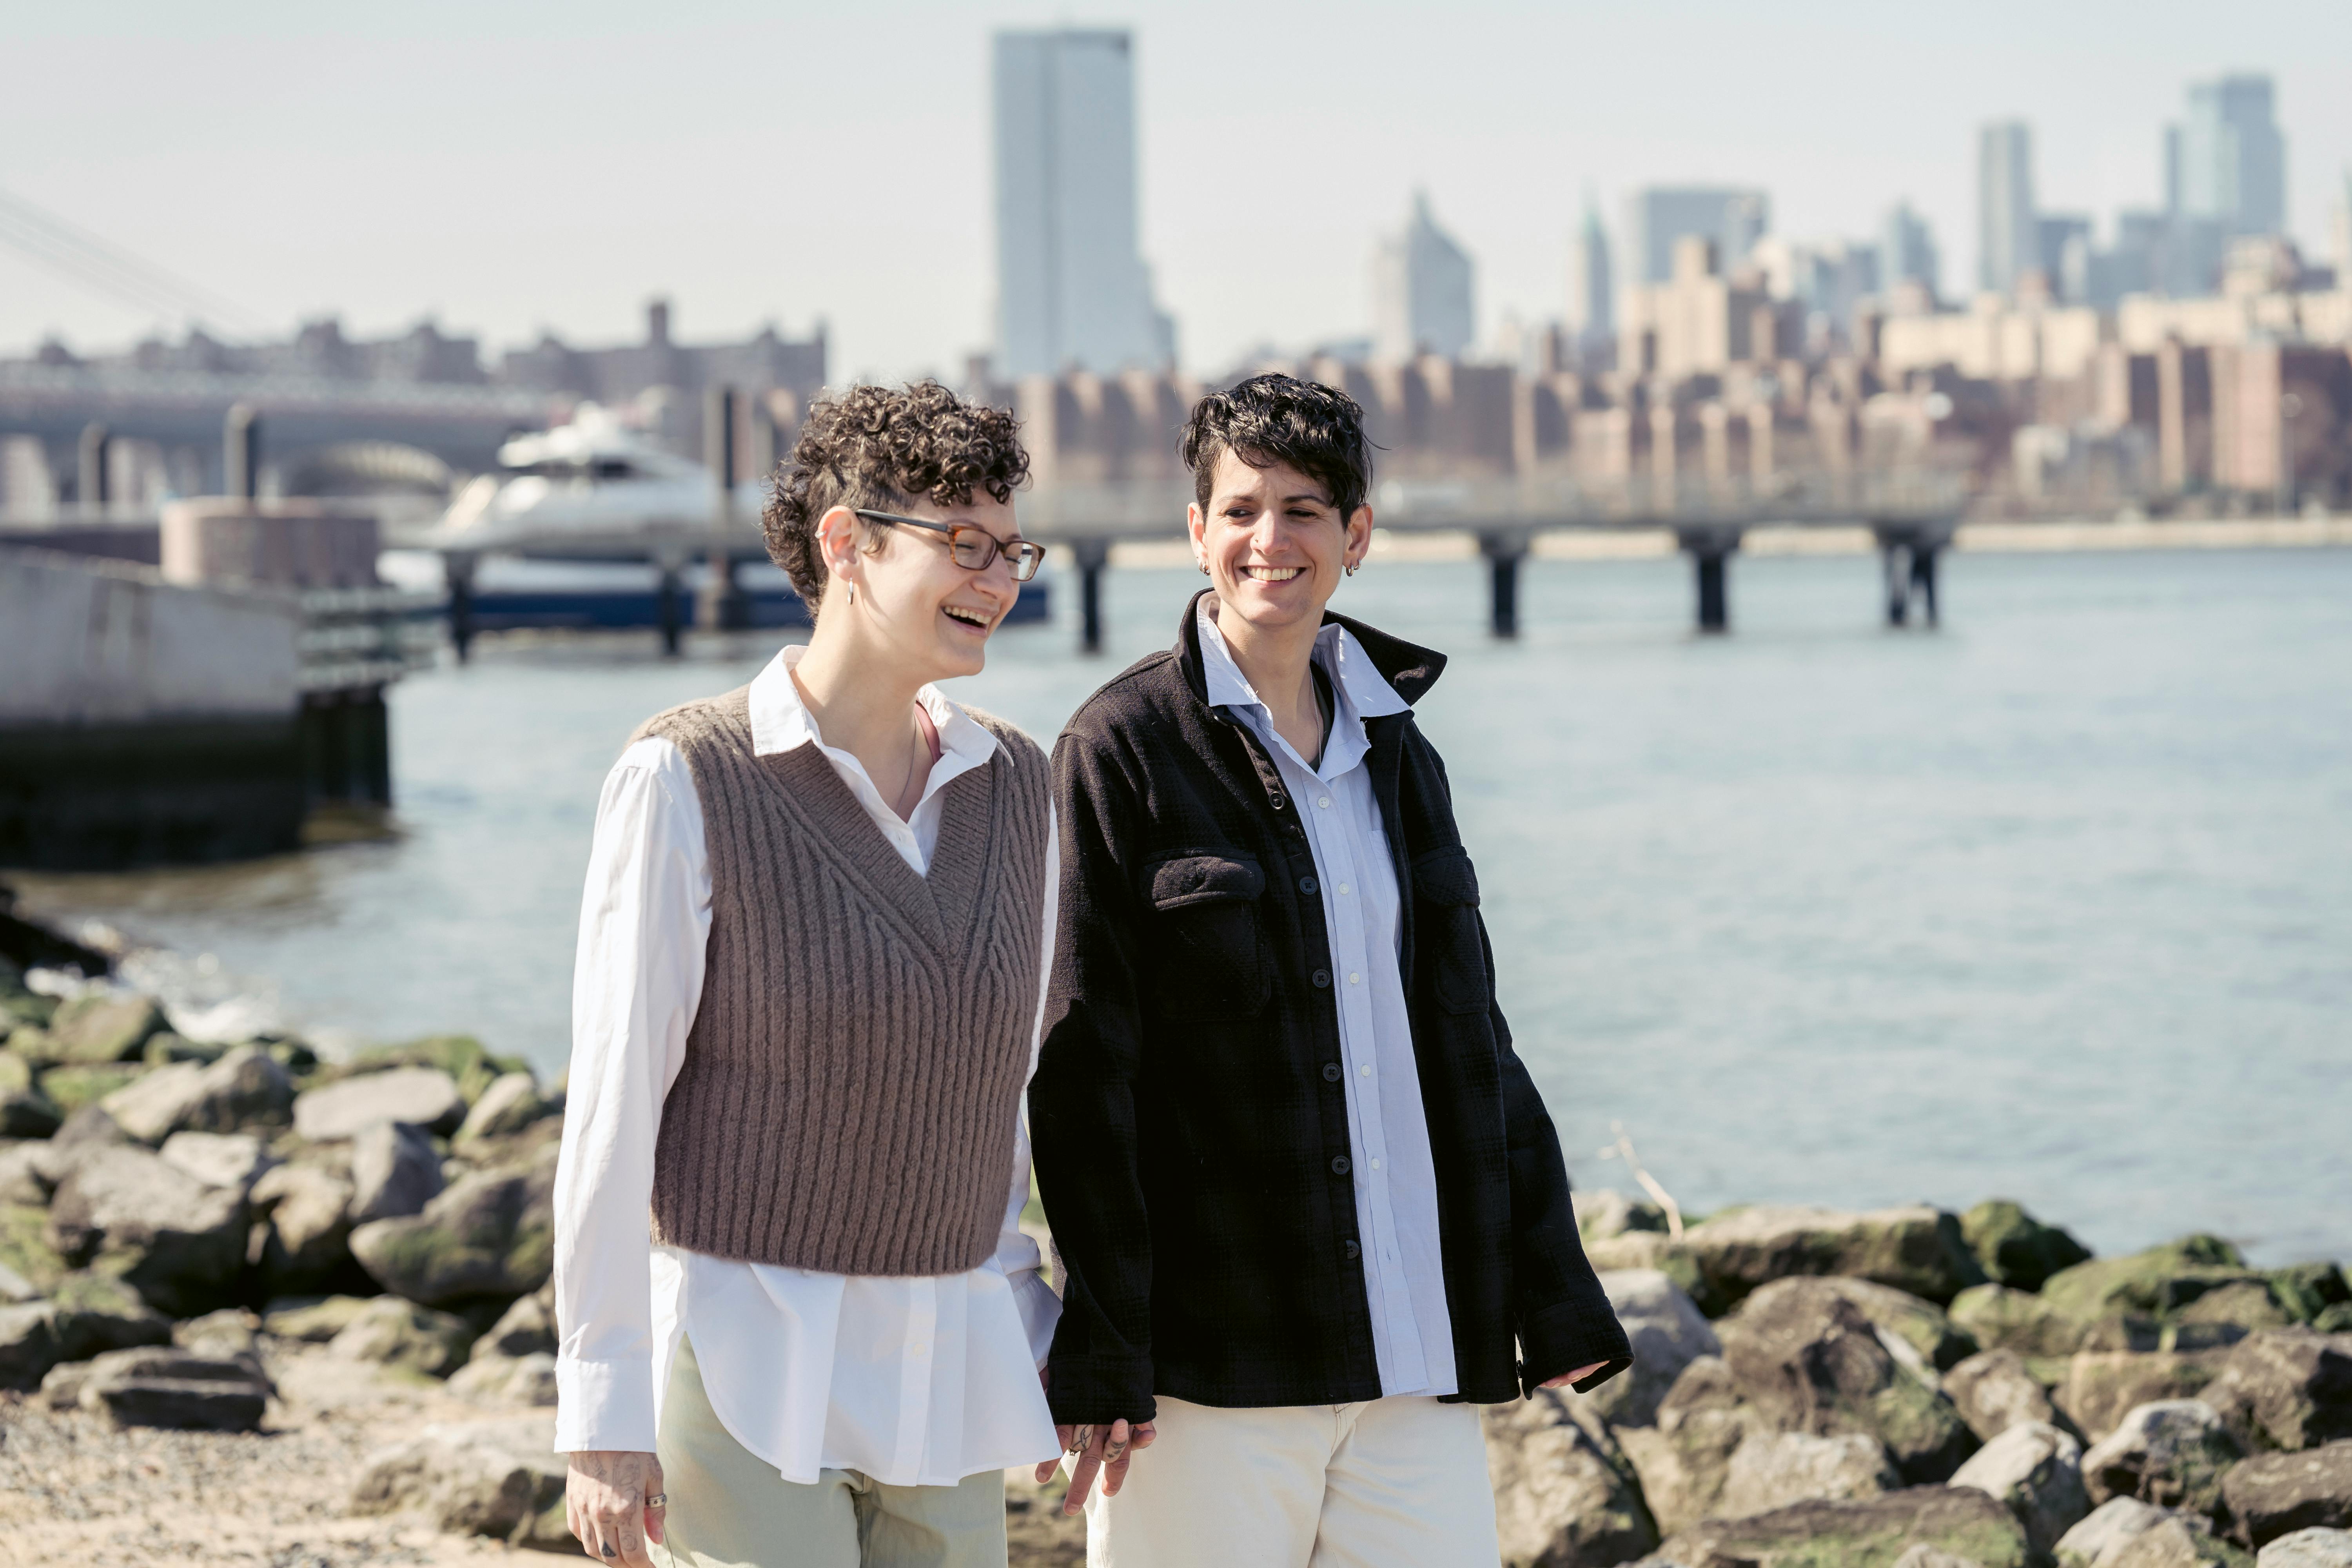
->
[762, 380, 1030, 616]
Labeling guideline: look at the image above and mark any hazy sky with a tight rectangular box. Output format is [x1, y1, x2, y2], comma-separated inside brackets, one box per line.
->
[8, 0, 2351, 380]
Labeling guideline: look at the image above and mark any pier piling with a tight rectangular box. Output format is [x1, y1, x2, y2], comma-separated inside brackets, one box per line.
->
[698, 386, 748, 632]
[1073, 539, 1110, 654]
[225, 404, 260, 501]
[1478, 532, 1530, 638]
[1874, 524, 1945, 630]
[78, 423, 111, 510]
[1677, 527, 1741, 634]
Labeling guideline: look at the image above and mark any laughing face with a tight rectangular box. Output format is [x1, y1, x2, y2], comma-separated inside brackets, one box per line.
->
[818, 494, 1027, 681]
[1188, 449, 1372, 639]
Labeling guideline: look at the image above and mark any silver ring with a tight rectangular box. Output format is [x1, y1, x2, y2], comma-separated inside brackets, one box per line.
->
[645, 1492, 668, 1508]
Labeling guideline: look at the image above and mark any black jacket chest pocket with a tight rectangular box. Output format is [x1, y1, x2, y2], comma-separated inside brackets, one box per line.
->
[1145, 851, 1273, 1020]
[1412, 845, 1490, 1014]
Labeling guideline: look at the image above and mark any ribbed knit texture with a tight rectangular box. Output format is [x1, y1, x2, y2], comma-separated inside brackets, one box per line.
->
[635, 685, 1049, 1276]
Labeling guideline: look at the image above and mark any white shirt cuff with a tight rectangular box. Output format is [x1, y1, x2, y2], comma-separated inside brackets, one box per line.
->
[554, 1354, 659, 1455]
[1010, 1267, 1063, 1371]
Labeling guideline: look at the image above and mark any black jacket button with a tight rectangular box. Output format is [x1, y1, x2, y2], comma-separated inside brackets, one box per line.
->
[1311, 969, 1331, 988]
[1269, 792, 1288, 811]
[1343, 1239, 1361, 1260]
[1300, 875, 1318, 895]
[1330, 1155, 1351, 1175]
[1322, 1062, 1343, 1082]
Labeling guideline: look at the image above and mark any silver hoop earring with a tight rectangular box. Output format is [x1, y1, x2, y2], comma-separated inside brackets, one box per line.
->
[846, 581, 857, 605]
[1198, 560, 1210, 576]
[1344, 561, 1360, 577]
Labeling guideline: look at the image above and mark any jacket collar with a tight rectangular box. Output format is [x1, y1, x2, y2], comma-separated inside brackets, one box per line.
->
[1172, 589, 1446, 713]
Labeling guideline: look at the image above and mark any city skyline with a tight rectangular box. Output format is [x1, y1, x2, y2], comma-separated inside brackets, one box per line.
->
[6, 1, 2351, 379]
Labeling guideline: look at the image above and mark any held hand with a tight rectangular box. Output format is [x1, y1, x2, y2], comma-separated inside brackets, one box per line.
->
[566, 1450, 667, 1567]
[1042, 1418, 1158, 1514]
[1540, 1362, 1608, 1390]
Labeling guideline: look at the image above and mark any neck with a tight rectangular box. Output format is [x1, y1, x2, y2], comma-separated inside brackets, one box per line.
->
[1210, 599, 1325, 759]
[791, 618, 928, 779]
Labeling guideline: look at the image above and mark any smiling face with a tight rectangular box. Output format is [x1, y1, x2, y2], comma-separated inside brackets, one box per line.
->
[1188, 450, 1373, 638]
[814, 492, 1026, 682]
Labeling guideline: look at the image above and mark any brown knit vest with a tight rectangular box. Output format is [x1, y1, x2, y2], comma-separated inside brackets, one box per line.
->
[633, 686, 1049, 1276]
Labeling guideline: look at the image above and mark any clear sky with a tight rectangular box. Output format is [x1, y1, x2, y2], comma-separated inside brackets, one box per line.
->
[7, 0, 2350, 381]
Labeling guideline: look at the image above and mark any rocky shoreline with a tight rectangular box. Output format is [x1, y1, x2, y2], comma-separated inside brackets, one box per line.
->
[4, 895, 2348, 1568]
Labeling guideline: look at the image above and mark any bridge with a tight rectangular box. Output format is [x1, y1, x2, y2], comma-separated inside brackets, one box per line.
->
[1018, 468, 1969, 648]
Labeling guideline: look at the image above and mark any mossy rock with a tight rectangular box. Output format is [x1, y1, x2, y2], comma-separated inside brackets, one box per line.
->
[1961, 1200, 2094, 1293]
[1952, 1283, 2092, 1357]
[328, 1295, 475, 1377]
[2040, 1236, 2256, 1323]
[2265, 1263, 2351, 1325]
[4, 1025, 56, 1065]
[2314, 1302, 2352, 1334]
[332, 1035, 532, 1107]
[45, 995, 165, 1065]
[263, 1294, 379, 1343]
[0, 1203, 69, 1294]
[140, 1033, 222, 1067]
[0, 1050, 32, 1097]
[39, 1062, 149, 1114]
[1649, 1486, 2030, 1568]
[0, 991, 56, 1030]
[1582, 1230, 1723, 1316]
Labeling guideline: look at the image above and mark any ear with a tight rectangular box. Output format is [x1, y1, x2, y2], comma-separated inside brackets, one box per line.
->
[1343, 503, 1374, 570]
[816, 505, 863, 586]
[1186, 501, 1209, 566]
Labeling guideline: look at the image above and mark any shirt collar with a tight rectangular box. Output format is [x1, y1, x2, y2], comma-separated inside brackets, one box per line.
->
[747, 645, 998, 769]
[1196, 603, 1408, 778]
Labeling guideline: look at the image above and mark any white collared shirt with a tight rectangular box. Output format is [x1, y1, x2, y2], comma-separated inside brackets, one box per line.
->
[552, 646, 1062, 1485]
[1196, 606, 1459, 1399]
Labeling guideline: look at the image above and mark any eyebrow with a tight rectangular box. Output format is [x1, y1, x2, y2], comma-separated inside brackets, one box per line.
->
[1220, 491, 1334, 507]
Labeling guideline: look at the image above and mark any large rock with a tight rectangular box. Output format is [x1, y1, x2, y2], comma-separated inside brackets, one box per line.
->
[98, 1045, 292, 1144]
[349, 1150, 555, 1307]
[332, 1035, 533, 1109]
[2220, 1443, 2352, 1548]
[247, 1162, 359, 1294]
[49, 1270, 174, 1361]
[348, 1417, 570, 1548]
[2105, 1517, 2256, 1566]
[2206, 1331, 2352, 1452]
[446, 1350, 559, 1408]
[1894, 1549, 1988, 1568]
[1639, 1486, 2031, 1568]
[42, 1062, 146, 1114]
[77, 1344, 271, 1431]
[2063, 1354, 2230, 1442]
[174, 1305, 264, 1362]
[1720, 1430, 1900, 1518]
[1949, 1349, 2069, 1441]
[1951, 1420, 2091, 1552]
[350, 1120, 444, 1223]
[1616, 1356, 1758, 1536]
[1955, 1283, 2102, 1358]
[455, 1073, 550, 1145]
[157, 1130, 274, 1194]
[295, 1066, 466, 1142]
[1577, 1188, 1669, 1241]
[2043, 1238, 2260, 1325]
[1962, 1201, 2094, 1294]
[263, 1293, 377, 1342]
[2057, 1498, 2174, 1568]
[0, 1050, 61, 1138]
[1814, 1276, 1982, 1373]
[1683, 1205, 1989, 1309]
[2260, 1530, 2352, 1567]
[0, 1141, 53, 1205]
[0, 1199, 68, 1295]
[1584, 1269, 1721, 1426]
[328, 1295, 475, 1377]
[2269, 1271, 2352, 1328]
[1486, 1387, 1660, 1566]
[2082, 1400, 2249, 1515]
[474, 1289, 557, 1360]
[44, 1144, 247, 1316]
[45, 994, 163, 1064]
[1718, 1277, 1980, 1483]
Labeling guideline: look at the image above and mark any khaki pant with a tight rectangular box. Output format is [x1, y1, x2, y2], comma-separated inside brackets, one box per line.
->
[1082, 1394, 1501, 1568]
[655, 1335, 1007, 1568]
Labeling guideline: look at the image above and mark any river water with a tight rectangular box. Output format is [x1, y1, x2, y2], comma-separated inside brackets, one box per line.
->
[16, 546, 2352, 1265]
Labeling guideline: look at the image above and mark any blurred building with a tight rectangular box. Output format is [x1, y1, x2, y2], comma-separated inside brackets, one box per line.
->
[1978, 121, 2039, 296]
[1881, 203, 1941, 305]
[992, 28, 1173, 378]
[1626, 187, 1768, 286]
[1373, 192, 1475, 361]
[500, 299, 824, 408]
[2174, 75, 2286, 240]
[1567, 197, 1615, 358]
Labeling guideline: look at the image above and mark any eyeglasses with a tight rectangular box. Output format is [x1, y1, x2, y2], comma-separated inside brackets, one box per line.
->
[853, 510, 1048, 583]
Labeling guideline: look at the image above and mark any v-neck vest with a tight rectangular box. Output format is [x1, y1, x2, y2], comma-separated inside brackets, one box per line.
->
[632, 686, 1049, 1276]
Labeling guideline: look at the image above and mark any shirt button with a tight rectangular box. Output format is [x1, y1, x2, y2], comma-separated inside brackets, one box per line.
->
[1322, 1062, 1343, 1082]
[1311, 969, 1331, 988]
[1330, 1155, 1351, 1175]
[1343, 1240, 1361, 1261]
[1370, 1158, 1381, 1171]
[1317, 796, 1332, 808]
[1360, 1064, 1373, 1077]
[1338, 883, 1350, 895]
[1348, 972, 1360, 985]
[1299, 875, 1318, 895]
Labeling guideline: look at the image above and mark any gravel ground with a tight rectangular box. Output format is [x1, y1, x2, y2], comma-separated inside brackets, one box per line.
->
[2, 1341, 1092, 1566]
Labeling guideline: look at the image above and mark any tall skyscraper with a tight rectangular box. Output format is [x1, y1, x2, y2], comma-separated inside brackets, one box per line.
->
[992, 28, 1171, 379]
[1880, 202, 1941, 302]
[1977, 121, 2038, 296]
[2175, 75, 2287, 239]
[1372, 192, 1475, 361]
[1626, 188, 1769, 285]
[1567, 194, 1613, 348]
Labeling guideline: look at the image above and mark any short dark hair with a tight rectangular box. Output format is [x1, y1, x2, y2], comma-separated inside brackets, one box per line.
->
[762, 380, 1030, 614]
[1180, 373, 1374, 519]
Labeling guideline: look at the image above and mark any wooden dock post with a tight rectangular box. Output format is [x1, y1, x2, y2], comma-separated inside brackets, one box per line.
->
[1478, 531, 1530, 638]
[1073, 539, 1111, 654]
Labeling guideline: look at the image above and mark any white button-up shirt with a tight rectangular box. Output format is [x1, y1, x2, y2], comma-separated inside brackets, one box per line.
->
[552, 646, 1062, 1486]
[1196, 606, 1459, 1399]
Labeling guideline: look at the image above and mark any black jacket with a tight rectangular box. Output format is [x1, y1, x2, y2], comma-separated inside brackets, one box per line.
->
[1029, 595, 1632, 1423]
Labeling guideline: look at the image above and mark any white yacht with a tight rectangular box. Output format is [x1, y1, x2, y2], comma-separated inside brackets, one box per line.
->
[423, 404, 766, 562]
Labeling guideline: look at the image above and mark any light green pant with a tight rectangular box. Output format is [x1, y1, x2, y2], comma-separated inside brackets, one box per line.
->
[655, 1334, 1007, 1568]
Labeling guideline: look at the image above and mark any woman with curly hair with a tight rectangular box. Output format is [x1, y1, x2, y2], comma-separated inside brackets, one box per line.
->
[552, 381, 1072, 1568]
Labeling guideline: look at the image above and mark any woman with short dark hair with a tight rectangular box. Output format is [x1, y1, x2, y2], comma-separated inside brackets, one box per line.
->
[1031, 373, 1632, 1566]
[554, 381, 1065, 1568]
